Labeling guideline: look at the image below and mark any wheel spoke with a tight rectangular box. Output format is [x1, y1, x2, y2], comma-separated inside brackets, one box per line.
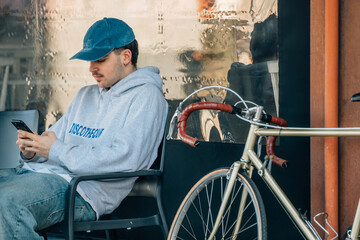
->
[195, 190, 206, 236]
[182, 211, 197, 239]
[206, 180, 217, 237]
[169, 169, 267, 240]
[189, 195, 212, 237]
[239, 203, 257, 232]
[223, 179, 244, 234]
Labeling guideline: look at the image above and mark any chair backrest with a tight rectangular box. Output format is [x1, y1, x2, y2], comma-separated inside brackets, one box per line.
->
[127, 137, 166, 198]
[127, 109, 169, 198]
[0, 110, 39, 168]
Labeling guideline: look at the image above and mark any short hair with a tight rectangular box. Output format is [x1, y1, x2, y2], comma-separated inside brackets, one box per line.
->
[114, 39, 139, 67]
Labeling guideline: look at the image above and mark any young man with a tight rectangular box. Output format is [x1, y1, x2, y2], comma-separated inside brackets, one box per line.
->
[0, 18, 168, 239]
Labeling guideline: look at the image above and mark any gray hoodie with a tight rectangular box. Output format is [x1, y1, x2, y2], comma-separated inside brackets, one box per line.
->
[22, 66, 168, 218]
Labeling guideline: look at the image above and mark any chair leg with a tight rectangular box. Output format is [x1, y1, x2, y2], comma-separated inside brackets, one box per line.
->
[156, 194, 169, 239]
[104, 229, 119, 240]
[105, 229, 111, 240]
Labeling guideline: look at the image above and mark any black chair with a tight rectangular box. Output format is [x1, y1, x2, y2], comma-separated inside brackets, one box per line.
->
[44, 115, 169, 240]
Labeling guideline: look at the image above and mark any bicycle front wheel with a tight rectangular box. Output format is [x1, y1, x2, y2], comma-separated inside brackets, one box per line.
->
[168, 168, 267, 240]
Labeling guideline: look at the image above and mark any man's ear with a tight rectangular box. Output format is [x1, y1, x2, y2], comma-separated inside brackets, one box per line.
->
[121, 49, 132, 65]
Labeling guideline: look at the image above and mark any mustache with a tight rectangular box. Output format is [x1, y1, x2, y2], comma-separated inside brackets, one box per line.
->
[92, 72, 103, 77]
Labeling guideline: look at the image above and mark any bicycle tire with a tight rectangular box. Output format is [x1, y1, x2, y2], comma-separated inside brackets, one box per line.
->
[168, 168, 267, 240]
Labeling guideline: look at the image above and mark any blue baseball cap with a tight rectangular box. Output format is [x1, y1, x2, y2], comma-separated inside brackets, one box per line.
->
[70, 18, 135, 61]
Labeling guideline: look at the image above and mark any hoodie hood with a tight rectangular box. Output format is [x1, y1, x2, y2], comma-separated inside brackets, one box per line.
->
[107, 66, 163, 97]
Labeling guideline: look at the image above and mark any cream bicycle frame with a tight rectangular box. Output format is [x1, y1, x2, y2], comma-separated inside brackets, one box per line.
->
[208, 110, 360, 240]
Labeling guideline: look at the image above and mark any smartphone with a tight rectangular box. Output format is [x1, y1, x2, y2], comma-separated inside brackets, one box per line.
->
[11, 119, 33, 133]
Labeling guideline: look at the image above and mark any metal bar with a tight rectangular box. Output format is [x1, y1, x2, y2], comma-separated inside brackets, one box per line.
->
[232, 181, 249, 240]
[248, 150, 317, 240]
[255, 128, 360, 137]
[229, 123, 262, 239]
[241, 124, 260, 161]
[231, 166, 254, 240]
[208, 162, 241, 240]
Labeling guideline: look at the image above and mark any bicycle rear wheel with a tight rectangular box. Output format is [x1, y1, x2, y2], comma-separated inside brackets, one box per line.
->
[168, 168, 267, 240]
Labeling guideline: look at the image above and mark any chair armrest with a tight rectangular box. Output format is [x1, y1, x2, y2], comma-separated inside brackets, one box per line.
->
[71, 169, 161, 185]
[63, 169, 162, 240]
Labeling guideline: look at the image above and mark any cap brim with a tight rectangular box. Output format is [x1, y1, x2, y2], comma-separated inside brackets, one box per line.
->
[70, 47, 113, 61]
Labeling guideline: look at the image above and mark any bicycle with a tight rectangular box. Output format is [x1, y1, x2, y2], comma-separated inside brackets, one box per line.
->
[166, 86, 360, 240]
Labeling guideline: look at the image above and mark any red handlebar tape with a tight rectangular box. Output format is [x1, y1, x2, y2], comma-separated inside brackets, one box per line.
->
[177, 102, 289, 169]
[178, 102, 235, 147]
[264, 115, 289, 168]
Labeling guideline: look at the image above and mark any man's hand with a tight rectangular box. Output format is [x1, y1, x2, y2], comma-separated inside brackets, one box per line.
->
[16, 130, 58, 159]
[17, 130, 37, 159]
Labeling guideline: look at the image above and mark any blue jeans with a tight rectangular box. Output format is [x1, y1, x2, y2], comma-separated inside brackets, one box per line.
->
[0, 166, 96, 240]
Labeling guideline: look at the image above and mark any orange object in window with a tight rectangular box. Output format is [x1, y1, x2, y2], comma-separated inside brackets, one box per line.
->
[198, 0, 215, 19]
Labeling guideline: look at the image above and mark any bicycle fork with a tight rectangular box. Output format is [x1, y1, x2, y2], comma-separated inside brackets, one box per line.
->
[208, 161, 242, 240]
[231, 166, 255, 240]
[208, 110, 264, 240]
[207, 162, 257, 240]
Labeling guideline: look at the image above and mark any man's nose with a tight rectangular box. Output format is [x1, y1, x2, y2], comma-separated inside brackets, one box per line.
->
[89, 62, 98, 72]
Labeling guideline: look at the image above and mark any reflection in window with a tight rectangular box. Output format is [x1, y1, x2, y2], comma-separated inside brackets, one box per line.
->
[0, 0, 278, 143]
